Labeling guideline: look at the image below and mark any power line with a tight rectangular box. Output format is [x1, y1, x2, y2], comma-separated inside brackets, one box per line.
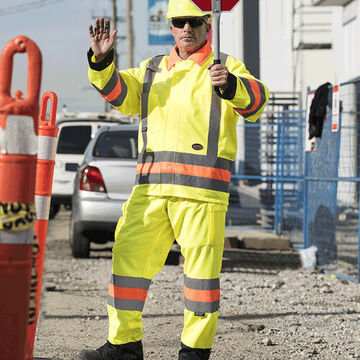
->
[0, 0, 66, 16]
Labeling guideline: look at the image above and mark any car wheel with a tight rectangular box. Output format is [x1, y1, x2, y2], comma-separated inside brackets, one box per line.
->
[49, 203, 60, 220]
[70, 220, 90, 258]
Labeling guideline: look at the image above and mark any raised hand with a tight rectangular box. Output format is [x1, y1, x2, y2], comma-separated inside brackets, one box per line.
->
[89, 17, 117, 63]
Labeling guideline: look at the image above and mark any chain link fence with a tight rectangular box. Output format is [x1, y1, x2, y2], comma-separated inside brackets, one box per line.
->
[229, 83, 360, 282]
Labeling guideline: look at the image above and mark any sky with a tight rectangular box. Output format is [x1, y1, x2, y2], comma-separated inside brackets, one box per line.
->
[0, 0, 174, 113]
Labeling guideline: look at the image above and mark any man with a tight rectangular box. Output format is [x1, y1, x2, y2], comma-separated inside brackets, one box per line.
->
[80, 0, 269, 359]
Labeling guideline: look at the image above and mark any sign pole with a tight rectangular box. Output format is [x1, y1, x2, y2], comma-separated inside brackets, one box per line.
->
[212, 0, 221, 64]
[212, 0, 221, 95]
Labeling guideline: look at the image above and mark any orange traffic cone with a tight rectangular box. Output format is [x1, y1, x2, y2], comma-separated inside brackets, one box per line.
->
[26, 91, 59, 360]
[0, 36, 42, 360]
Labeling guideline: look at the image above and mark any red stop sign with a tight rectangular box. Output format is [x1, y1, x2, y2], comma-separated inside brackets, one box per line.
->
[190, 0, 240, 11]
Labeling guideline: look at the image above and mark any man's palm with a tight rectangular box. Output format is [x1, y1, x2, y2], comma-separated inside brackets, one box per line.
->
[89, 18, 117, 61]
[91, 32, 116, 57]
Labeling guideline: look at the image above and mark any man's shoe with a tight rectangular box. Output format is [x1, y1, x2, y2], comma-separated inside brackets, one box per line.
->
[79, 341, 143, 360]
[178, 343, 211, 360]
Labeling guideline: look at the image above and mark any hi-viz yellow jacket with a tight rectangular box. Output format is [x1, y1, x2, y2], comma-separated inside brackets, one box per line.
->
[88, 41, 269, 205]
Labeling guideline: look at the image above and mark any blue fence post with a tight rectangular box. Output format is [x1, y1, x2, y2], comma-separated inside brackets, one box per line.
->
[358, 181, 360, 283]
[303, 151, 309, 249]
[274, 113, 281, 234]
[274, 112, 285, 235]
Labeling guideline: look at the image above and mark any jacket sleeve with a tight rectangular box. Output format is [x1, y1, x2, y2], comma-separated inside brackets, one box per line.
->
[221, 55, 270, 123]
[87, 48, 148, 115]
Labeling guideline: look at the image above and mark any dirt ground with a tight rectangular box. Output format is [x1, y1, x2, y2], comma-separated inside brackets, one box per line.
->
[33, 209, 360, 360]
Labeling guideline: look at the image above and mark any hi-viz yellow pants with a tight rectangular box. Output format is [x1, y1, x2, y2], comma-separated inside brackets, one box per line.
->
[107, 187, 227, 350]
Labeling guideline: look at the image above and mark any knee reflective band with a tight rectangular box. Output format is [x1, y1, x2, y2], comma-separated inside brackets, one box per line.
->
[0, 35, 41, 360]
[108, 275, 151, 312]
[26, 92, 59, 359]
[184, 275, 220, 314]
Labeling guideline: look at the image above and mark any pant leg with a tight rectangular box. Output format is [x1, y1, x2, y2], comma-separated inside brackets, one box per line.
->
[168, 198, 227, 351]
[108, 189, 175, 345]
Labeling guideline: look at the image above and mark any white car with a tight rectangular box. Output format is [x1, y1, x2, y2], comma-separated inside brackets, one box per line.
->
[70, 124, 138, 258]
[51, 112, 135, 219]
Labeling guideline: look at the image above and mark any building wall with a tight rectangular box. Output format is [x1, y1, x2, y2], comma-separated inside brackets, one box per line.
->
[259, 0, 294, 92]
[220, 2, 243, 61]
[220, 0, 335, 98]
[332, 0, 360, 83]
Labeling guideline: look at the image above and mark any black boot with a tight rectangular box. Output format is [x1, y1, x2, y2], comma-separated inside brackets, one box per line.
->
[79, 340, 143, 360]
[178, 343, 211, 360]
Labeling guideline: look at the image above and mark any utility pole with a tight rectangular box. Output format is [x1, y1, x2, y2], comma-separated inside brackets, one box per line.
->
[111, 0, 119, 69]
[104, 0, 120, 112]
[126, 0, 134, 68]
[100, 0, 132, 111]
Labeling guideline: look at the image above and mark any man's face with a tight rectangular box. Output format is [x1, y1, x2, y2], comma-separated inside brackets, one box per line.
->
[170, 17, 211, 54]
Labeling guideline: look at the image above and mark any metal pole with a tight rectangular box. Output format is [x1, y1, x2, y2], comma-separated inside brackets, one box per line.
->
[126, 0, 134, 68]
[211, 0, 221, 63]
[358, 178, 360, 283]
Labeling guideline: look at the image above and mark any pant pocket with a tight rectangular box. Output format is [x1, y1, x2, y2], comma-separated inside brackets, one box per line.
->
[208, 204, 227, 247]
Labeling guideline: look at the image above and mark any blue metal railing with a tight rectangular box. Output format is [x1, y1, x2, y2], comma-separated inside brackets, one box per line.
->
[229, 93, 360, 282]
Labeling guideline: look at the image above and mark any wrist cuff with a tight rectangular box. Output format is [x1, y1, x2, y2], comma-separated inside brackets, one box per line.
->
[87, 48, 114, 71]
[217, 73, 237, 100]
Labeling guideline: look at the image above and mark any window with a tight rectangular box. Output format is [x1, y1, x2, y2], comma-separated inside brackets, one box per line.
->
[93, 131, 138, 159]
[57, 126, 92, 154]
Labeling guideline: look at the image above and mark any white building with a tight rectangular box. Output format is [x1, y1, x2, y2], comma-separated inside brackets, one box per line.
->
[324, 0, 360, 83]
[221, 0, 358, 100]
[220, 0, 359, 205]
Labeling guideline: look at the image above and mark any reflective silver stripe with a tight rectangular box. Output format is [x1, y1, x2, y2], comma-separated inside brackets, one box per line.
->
[239, 77, 255, 111]
[0, 228, 34, 244]
[206, 52, 228, 160]
[220, 52, 228, 65]
[207, 82, 222, 159]
[35, 195, 51, 220]
[184, 275, 220, 291]
[96, 68, 119, 95]
[146, 61, 162, 73]
[38, 135, 57, 160]
[110, 75, 128, 107]
[108, 295, 145, 312]
[184, 298, 220, 313]
[92, 69, 128, 107]
[0, 115, 37, 155]
[138, 151, 232, 171]
[236, 77, 267, 118]
[139, 55, 164, 157]
[110, 274, 151, 290]
[136, 173, 230, 193]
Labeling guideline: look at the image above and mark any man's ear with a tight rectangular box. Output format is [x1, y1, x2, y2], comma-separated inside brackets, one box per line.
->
[205, 22, 211, 34]
[170, 24, 175, 36]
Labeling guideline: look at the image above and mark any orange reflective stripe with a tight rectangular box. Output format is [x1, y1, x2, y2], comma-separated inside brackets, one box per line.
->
[102, 72, 122, 102]
[136, 161, 231, 182]
[184, 286, 220, 303]
[109, 284, 148, 302]
[236, 78, 261, 115]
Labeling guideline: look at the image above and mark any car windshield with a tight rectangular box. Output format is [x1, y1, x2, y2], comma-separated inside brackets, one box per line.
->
[93, 131, 138, 159]
[57, 125, 92, 154]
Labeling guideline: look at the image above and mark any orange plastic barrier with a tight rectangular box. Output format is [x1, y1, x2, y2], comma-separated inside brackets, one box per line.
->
[0, 36, 42, 360]
[26, 92, 59, 360]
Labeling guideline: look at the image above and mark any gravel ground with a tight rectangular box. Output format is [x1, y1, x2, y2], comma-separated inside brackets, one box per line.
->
[34, 209, 360, 360]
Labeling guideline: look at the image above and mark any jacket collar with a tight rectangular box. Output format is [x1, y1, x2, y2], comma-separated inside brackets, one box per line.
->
[167, 41, 212, 71]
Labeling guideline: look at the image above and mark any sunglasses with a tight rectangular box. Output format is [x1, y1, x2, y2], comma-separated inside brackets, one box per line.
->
[171, 17, 206, 29]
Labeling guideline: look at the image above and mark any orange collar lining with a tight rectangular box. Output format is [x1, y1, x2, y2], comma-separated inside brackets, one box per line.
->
[167, 41, 212, 71]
